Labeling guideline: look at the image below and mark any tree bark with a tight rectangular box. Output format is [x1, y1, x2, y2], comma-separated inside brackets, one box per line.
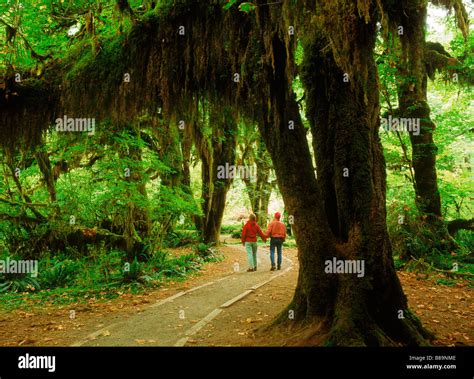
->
[393, 1, 456, 248]
[398, 75, 442, 219]
[180, 120, 207, 232]
[254, 138, 272, 228]
[254, 2, 430, 345]
[194, 108, 237, 244]
[240, 135, 272, 228]
[120, 128, 150, 256]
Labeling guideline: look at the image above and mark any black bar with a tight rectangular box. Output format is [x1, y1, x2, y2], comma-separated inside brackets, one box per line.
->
[0, 347, 472, 378]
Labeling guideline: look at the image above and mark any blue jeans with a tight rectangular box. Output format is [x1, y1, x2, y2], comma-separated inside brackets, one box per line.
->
[270, 238, 283, 267]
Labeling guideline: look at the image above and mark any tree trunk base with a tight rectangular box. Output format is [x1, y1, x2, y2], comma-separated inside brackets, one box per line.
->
[267, 306, 433, 346]
[266, 284, 434, 347]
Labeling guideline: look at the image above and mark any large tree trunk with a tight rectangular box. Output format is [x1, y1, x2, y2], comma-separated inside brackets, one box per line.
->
[397, 4, 442, 220]
[180, 120, 204, 231]
[121, 128, 150, 256]
[401, 94, 442, 219]
[181, 122, 194, 192]
[194, 108, 237, 243]
[254, 138, 272, 228]
[254, 2, 430, 346]
[154, 119, 183, 235]
[241, 136, 272, 228]
[394, 2, 455, 246]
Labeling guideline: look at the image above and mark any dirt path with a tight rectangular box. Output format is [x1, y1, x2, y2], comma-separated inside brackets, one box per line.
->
[72, 245, 294, 346]
[188, 252, 472, 347]
[0, 244, 471, 347]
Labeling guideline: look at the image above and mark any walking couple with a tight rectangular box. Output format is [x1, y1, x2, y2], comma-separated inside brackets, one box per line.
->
[240, 212, 286, 272]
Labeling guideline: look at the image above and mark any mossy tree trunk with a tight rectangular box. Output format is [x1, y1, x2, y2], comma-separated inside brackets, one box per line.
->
[240, 136, 272, 228]
[181, 121, 194, 194]
[120, 128, 150, 256]
[179, 120, 204, 231]
[254, 2, 430, 345]
[35, 151, 57, 204]
[395, 1, 456, 246]
[194, 108, 237, 244]
[152, 118, 186, 235]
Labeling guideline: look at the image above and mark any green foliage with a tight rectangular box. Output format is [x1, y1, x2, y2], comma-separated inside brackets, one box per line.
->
[223, 0, 256, 13]
[193, 242, 222, 262]
[454, 230, 474, 257]
[223, 0, 238, 10]
[39, 255, 80, 288]
[163, 230, 199, 248]
[0, 274, 40, 294]
[0, 0, 146, 72]
[238, 2, 256, 13]
[2, 222, 53, 260]
[0, 242, 222, 309]
[377, 24, 473, 266]
[435, 278, 456, 286]
[220, 224, 241, 238]
[121, 257, 148, 283]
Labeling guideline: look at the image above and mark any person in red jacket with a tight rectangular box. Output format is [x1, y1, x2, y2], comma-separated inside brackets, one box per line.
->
[266, 212, 286, 270]
[241, 213, 267, 272]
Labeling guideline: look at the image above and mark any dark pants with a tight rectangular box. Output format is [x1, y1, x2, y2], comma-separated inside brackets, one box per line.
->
[270, 238, 283, 267]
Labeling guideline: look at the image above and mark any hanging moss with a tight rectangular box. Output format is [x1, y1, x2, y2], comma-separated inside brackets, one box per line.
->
[0, 73, 60, 149]
[1, 0, 295, 149]
[424, 41, 457, 80]
[60, 1, 257, 129]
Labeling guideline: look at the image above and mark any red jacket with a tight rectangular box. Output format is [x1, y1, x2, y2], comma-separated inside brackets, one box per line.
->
[241, 221, 266, 243]
[266, 220, 287, 240]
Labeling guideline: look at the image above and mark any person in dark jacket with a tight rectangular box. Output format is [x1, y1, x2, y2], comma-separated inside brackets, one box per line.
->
[241, 213, 267, 272]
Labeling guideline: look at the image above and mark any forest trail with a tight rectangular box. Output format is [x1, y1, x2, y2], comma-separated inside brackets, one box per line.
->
[0, 244, 470, 347]
[71, 245, 294, 346]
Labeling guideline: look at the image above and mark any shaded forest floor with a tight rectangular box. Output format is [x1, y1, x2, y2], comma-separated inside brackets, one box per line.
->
[191, 255, 473, 347]
[0, 244, 471, 346]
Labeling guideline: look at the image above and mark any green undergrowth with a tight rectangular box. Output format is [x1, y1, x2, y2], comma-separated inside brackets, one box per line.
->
[0, 242, 223, 311]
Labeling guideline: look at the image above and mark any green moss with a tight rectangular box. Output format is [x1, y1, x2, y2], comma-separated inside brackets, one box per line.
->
[65, 47, 94, 82]
[65, 35, 128, 85]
